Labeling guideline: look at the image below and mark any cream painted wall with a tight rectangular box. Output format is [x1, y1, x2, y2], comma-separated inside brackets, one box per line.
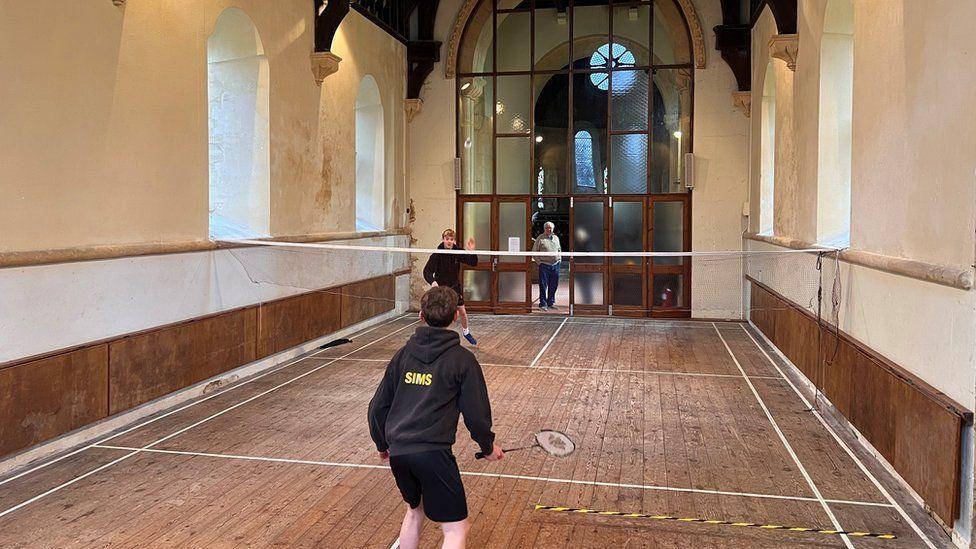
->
[850, 1, 976, 267]
[0, 1, 406, 253]
[0, 235, 410, 364]
[748, 3, 976, 538]
[411, 0, 750, 316]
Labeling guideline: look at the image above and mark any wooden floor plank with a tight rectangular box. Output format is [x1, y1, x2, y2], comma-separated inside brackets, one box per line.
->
[0, 316, 950, 548]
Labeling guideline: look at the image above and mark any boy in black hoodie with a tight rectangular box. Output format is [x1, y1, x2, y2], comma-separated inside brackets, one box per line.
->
[368, 286, 503, 549]
[423, 228, 478, 345]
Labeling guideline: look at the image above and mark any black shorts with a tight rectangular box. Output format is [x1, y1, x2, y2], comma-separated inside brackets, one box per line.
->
[389, 449, 468, 522]
[448, 284, 465, 306]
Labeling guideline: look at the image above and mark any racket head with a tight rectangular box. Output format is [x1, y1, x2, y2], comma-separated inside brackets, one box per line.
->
[534, 429, 576, 457]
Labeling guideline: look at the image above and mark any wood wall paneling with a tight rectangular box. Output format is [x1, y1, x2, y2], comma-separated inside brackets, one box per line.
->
[849, 350, 897, 463]
[341, 275, 395, 328]
[820, 334, 855, 420]
[747, 279, 967, 524]
[893, 379, 963, 522]
[0, 345, 109, 457]
[108, 307, 258, 414]
[1, 272, 405, 461]
[257, 290, 342, 357]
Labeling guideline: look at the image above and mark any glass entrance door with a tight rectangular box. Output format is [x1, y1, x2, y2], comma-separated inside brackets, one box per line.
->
[569, 197, 608, 315]
[458, 197, 531, 313]
[649, 196, 691, 315]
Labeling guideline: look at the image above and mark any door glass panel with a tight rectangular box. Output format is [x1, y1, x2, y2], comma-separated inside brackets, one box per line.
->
[650, 68, 691, 193]
[496, 11, 531, 72]
[572, 4, 609, 65]
[652, 201, 683, 265]
[496, 137, 531, 193]
[612, 201, 643, 265]
[535, 5, 569, 70]
[499, 271, 527, 301]
[611, 70, 647, 131]
[653, 273, 683, 307]
[573, 201, 604, 264]
[459, 76, 493, 194]
[463, 270, 491, 302]
[496, 75, 531, 135]
[573, 67, 608, 194]
[610, 134, 647, 193]
[573, 272, 604, 305]
[534, 72, 570, 194]
[612, 273, 643, 306]
[499, 201, 526, 263]
[463, 201, 491, 262]
[612, 4, 650, 66]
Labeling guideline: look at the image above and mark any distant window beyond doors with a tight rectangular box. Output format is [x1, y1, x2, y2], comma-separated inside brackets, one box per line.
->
[208, 8, 271, 239]
[355, 76, 385, 232]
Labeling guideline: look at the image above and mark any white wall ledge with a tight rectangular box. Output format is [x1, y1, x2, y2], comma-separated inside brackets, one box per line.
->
[744, 232, 974, 290]
[0, 228, 412, 270]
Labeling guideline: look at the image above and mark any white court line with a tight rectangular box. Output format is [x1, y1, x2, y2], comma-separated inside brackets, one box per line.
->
[389, 539, 400, 549]
[740, 324, 937, 549]
[713, 323, 854, 549]
[529, 318, 567, 367]
[0, 313, 411, 491]
[90, 444, 893, 509]
[0, 317, 419, 519]
[314, 356, 784, 380]
[469, 315, 725, 329]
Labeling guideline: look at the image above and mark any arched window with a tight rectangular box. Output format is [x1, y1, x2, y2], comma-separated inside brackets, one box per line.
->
[759, 60, 776, 235]
[355, 76, 385, 232]
[817, 0, 853, 246]
[455, 0, 693, 196]
[208, 8, 270, 239]
[574, 130, 596, 189]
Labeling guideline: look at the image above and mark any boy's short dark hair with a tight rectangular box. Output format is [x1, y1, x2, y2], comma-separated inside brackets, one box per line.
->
[421, 286, 458, 327]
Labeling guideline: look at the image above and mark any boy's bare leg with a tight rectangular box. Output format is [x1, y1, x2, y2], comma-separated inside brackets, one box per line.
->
[399, 504, 425, 549]
[441, 519, 470, 549]
[458, 305, 469, 331]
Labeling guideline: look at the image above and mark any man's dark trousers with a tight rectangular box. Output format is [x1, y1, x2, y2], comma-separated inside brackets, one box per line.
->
[539, 263, 559, 307]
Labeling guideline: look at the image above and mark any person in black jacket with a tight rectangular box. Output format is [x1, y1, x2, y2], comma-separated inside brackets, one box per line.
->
[422, 228, 479, 345]
[368, 286, 503, 549]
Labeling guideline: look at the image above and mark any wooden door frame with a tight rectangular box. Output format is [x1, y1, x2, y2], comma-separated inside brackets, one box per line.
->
[647, 193, 692, 318]
[609, 196, 648, 317]
[569, 196, 610, 315]
[493, 197, 533, 314]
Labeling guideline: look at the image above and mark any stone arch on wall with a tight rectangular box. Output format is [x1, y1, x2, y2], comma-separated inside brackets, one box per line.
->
[207, 7, 271, 239]
[444, 0, 707, 78]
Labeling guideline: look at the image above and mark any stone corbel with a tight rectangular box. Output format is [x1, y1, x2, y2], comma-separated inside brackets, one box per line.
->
[310, 51, 342, 85]
[768, 34, 799, 71]
[404, 99, 423, 123]
[732, 91, 751, 117]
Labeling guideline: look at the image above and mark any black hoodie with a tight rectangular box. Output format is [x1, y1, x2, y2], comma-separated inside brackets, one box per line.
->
[422, 243, 477, 288]
[368, 326, 495, 457]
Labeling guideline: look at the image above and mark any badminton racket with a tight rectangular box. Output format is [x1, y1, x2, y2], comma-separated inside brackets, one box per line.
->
[475, 429, 576, 459]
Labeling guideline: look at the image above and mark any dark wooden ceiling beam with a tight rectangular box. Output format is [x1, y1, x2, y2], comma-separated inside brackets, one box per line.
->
[712, 0, 796, 93]
[314, 0, 351, 52]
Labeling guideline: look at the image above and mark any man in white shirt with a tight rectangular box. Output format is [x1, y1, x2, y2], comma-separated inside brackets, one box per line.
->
[532, 222, 562, 311]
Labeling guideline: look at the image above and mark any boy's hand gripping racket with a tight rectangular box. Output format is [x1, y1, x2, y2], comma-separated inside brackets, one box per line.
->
[475, 429, 576, 459]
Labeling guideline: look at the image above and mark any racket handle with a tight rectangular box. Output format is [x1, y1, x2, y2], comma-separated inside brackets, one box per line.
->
[475, 446, 525, 459]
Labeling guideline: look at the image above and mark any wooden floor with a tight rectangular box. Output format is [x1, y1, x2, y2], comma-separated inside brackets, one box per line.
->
[0, 314, 953, 548]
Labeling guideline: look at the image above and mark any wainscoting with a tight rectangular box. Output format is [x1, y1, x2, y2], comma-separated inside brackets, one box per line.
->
[0, 273, 401, 459]
[749, 277, 971, 524]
